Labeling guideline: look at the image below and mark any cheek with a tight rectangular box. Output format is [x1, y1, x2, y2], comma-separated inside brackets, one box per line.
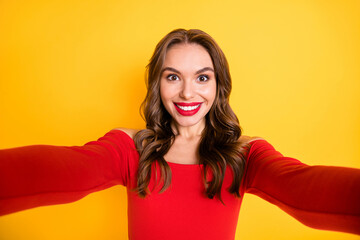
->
[160, 81, 168, 101]
[160, 80, 179, 98]
[200, 84, 217, 103]
[160, 81, 175, 106]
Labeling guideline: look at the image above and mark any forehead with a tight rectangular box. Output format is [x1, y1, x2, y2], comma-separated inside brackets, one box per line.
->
[163, 43, 214, 70]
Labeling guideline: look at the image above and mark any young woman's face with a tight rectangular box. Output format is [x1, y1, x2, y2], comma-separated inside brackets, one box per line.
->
[160, 43, 217, 129]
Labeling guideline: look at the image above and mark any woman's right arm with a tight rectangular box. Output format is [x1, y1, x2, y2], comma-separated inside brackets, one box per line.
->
[0, 129, 138, 216]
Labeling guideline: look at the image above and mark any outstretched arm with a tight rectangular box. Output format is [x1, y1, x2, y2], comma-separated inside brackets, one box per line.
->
[244, 139, 360, 235]
[0, 129, 138, 216]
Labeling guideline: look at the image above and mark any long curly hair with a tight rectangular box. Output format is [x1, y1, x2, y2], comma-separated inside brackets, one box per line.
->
[134, 28, 247, 202]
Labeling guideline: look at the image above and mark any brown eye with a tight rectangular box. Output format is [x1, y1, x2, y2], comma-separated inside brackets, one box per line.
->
[198, 75, 209, 82]
[167, 74, 179, 81]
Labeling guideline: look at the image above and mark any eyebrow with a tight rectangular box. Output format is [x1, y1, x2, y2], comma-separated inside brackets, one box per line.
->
[161, 67, 214, 75]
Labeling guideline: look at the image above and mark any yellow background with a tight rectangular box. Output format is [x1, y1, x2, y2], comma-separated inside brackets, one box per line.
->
[0, 0, 359, 239]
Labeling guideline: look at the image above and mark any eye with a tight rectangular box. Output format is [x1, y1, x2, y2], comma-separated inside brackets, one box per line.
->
[167, 74, 179, 81]
[197, 75, 209, 82]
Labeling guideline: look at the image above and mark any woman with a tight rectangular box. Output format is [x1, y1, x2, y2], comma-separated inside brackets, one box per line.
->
[0, 29, 359, 239]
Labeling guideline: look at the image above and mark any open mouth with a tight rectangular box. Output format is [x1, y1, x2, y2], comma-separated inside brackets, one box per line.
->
[173, 102, 202, 116]
[175, 104, 201, 111]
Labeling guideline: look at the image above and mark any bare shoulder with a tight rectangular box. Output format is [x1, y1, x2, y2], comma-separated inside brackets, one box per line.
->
[239, 135, 265, 144]
[112, 127, 142, 140]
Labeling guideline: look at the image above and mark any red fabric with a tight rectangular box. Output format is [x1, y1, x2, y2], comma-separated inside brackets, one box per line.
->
[0, 130, 359, 239]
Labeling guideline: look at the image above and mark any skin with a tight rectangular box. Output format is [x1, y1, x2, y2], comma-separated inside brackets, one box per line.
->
[160, 43, 217, 135]
[115, 43, 262, 164]
[159, 43, 216, 164]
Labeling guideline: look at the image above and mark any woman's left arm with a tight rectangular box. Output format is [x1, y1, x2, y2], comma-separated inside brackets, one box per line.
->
[243, 139, 360, 235]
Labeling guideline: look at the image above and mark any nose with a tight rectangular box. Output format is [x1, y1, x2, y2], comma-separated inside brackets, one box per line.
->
[179, 80, 194, 100]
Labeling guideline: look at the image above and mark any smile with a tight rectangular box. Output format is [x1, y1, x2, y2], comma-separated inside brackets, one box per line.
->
[176, 104, 200, 111]
[174, 102, 202, 116]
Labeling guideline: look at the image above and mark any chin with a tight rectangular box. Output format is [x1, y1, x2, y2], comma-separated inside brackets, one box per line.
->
[167, 107, 208, 129]
[173, 117, 205, 128]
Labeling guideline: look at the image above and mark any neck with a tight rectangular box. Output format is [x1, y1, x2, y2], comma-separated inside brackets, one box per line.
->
[171, 120, 205, 139]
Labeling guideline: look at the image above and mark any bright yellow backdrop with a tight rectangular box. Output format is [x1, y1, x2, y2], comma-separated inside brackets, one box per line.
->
[0, 0, 359, 239]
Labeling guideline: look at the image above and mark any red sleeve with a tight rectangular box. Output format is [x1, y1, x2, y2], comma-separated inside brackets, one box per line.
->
[0, 129, 137, 216]
[244, 139, 360, 235]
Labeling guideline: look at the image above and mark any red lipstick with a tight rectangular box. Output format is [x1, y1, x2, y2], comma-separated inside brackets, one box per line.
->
[173, 102, 202, 116]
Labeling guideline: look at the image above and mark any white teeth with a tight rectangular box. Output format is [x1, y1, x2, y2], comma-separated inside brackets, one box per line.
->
[177, 104, 200, 111]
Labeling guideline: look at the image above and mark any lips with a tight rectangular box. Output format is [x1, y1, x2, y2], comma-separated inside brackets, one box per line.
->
[174, 102, 202, 116]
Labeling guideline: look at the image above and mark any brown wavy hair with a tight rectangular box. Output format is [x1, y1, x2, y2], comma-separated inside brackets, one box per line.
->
[134, 28, 248, 202]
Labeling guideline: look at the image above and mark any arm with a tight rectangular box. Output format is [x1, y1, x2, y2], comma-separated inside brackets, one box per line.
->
[244, 139, 360, 235]
[0, 129, 138, 216]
